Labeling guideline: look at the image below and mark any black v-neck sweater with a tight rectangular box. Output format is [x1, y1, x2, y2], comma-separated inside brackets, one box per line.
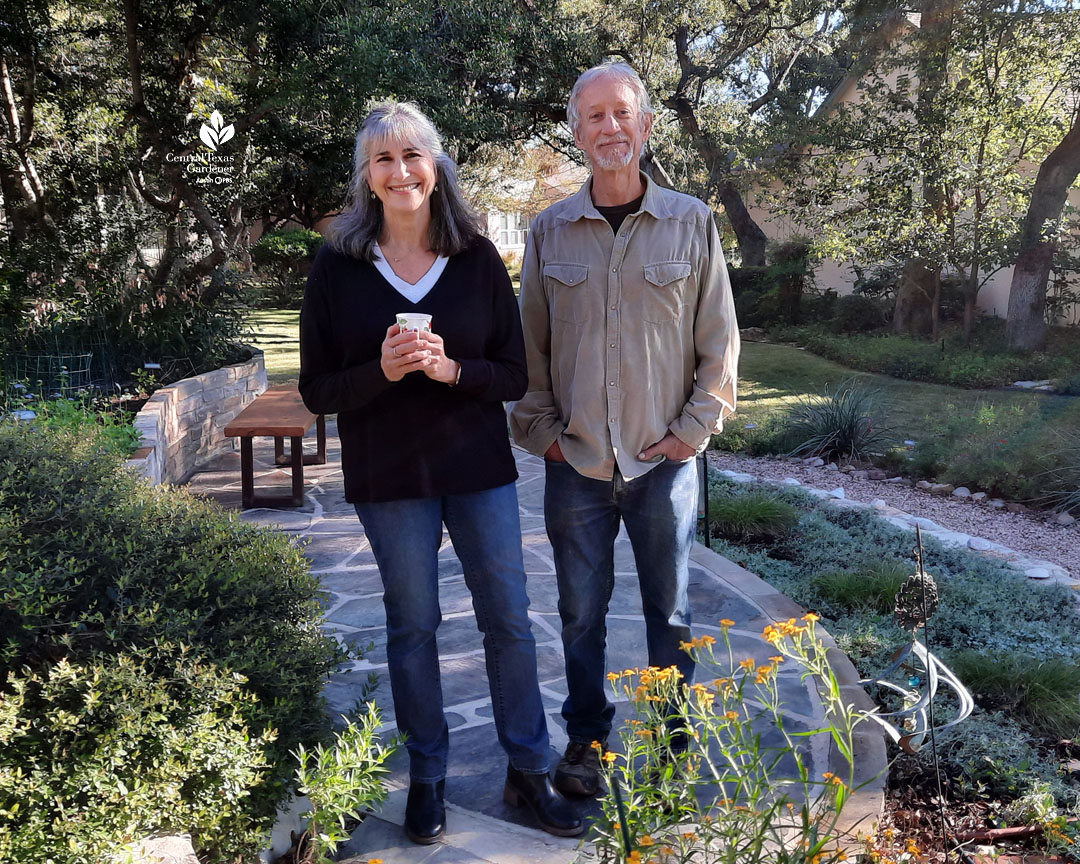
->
[298, 236, 527, 503]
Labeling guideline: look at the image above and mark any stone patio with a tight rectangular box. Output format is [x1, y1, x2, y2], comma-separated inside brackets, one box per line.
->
[186, 419, 885, 864]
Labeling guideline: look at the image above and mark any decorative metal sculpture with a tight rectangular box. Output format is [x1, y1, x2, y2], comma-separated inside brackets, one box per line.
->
[859, 526, 974, 754]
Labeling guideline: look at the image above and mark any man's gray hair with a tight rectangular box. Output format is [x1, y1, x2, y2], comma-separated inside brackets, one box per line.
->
[566, 62, 654, 137]
[329, 101, 483, 262]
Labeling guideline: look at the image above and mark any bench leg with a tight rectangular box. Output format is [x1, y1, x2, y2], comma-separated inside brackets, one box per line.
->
[291, 436, 304, 506]
[240, 437, 255, 509]
[315, 414, 327, 464]
[274, 436, 287, 466]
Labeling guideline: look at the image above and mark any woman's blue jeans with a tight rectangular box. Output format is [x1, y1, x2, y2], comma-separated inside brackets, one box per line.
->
[544, 458, 698, 745]
[354, 482, 551, 782]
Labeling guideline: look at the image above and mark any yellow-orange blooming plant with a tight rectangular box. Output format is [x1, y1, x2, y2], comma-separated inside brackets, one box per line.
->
[590, 616, 869, 864]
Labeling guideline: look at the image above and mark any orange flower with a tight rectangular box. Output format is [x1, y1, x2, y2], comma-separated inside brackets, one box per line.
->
[720, 618, 735, 628]
[739, 658, 756, 671]
[804, 612, 820, 623]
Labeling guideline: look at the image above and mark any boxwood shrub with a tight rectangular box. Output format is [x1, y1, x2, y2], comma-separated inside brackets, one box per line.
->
[0, 421, 347, 862]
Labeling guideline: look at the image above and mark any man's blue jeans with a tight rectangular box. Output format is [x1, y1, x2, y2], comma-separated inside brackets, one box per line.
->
[354, 482, 551, 782]
[544, 457, 698, 744]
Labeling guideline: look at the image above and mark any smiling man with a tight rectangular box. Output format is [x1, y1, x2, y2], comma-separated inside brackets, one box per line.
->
[509, 62, 741, 798]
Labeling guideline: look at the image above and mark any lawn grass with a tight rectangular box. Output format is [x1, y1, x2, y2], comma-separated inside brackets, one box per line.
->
[245, 309, 300, 386]
[717, 341, 1076, 453]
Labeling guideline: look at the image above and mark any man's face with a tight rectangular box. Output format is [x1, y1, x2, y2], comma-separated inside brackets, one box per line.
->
[573, 76, 653, 173]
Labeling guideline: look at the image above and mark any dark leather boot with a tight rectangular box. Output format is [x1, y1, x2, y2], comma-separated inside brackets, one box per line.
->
[503, 766, 584, 837]
[404, 779, 445, 844]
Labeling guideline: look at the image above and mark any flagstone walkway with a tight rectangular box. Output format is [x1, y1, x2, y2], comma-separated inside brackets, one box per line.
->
[186, 420, 885, 864]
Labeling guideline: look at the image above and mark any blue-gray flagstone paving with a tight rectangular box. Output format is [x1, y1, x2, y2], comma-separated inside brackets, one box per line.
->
[185, 419, 884, 864]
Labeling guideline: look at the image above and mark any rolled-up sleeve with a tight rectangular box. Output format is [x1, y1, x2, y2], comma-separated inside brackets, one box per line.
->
[668, 213, 740, 452]
[507, 229, 564, 458]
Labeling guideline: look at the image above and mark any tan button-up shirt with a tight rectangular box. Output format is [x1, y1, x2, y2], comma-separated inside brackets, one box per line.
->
[508, 173, 740, 481]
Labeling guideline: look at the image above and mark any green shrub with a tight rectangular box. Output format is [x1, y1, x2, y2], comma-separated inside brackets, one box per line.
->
[4, 392, 141, 455]
[911, 402, 1051, 499]
[250, 228, 324, 308]
[765, 237, 812, 326]
[0, 651, 274, 863]
[728, 265, 773, 298]
[785, 378, 891, 461]
[0, 421, 347, 862]
[852, 265, 899, 300]
[294, 705, 399, 863]
[6, 267, 249, 390]
[707, 486, 800, 543]
[910, 710, 1069, 803]
[811, 559, 910, 615]
[830, 294, 890, 334]
[711, 414, 803, 457]
[950, 651, 1080, 740]
[1055, 369, 1080, 396]
[782, 325, 1076, 389]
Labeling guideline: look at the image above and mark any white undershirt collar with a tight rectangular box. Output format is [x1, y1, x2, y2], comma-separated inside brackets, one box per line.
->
[373, 243, 448, 304]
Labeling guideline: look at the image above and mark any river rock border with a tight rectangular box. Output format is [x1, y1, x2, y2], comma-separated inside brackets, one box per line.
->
[714, 468, 1078, 588]
[125, 347, 267, 485]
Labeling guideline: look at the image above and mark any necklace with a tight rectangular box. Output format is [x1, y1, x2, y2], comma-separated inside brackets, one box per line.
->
[379, 241, 431, 263]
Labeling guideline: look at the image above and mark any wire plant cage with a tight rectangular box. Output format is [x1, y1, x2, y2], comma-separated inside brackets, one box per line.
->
[10, 352, 95, 396]
[3, 320, 124, 405]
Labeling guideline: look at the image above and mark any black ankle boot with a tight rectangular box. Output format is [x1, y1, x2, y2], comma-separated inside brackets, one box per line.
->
[404, 779, 445, 844]
[503, 766, 584, 837]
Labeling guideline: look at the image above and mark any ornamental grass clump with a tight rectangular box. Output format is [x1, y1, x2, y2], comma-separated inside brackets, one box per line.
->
[591, 616, 868, 864]
[708, 488, 800, 543]
[786, 378, 891, 462]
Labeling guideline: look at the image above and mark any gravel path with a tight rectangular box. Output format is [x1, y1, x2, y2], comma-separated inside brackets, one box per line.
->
[707, 452, 1080, 578]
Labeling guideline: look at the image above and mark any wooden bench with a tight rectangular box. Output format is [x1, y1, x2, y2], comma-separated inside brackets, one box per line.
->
[224, 386, 326, 508]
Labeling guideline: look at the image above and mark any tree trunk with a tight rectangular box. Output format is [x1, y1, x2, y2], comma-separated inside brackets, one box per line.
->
[894, 257, 938, 337]
[1006, 113, 1080, 352]
[0, 158, 30, 250]
[717, 180, 768, 266]
[962, 293, 976, 341]
[894, 0, 952, 335]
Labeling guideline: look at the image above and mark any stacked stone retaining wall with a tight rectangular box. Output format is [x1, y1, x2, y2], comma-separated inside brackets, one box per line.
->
[126, 347, 267, 485]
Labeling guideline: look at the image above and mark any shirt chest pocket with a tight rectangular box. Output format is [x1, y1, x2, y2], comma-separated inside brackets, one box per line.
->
[544, 262, 590, 324]
[642, 261, 693, 323]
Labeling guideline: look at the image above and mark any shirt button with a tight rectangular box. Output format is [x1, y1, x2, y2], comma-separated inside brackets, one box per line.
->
[610, 343, 616, 348]
[612, 267, 617, 273]
[610, 304, 616, 310]
[609, 381, 615, 386]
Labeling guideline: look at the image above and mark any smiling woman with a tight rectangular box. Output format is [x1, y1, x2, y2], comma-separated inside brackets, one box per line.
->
[298, 100, 582, 844]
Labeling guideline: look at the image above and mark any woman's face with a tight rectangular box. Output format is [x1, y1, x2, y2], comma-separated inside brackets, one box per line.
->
[367, 138, 437, 218]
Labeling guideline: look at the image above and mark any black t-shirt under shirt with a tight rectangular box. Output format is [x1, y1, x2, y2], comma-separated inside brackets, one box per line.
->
[595, 192, 645, 234]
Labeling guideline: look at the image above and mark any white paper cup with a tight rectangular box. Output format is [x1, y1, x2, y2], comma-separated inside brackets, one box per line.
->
[396, 312, 433, 334]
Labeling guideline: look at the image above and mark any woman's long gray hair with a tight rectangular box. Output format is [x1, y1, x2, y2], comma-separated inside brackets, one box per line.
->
[329, 101, 484, 261]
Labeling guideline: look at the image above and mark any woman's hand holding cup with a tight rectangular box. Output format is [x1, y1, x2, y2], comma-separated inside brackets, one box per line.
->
[417, 331, 460, 385]
[380, 324, 433, 382]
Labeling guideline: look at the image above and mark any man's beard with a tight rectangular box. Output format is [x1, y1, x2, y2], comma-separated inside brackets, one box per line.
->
[592, 140, 634, 170]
